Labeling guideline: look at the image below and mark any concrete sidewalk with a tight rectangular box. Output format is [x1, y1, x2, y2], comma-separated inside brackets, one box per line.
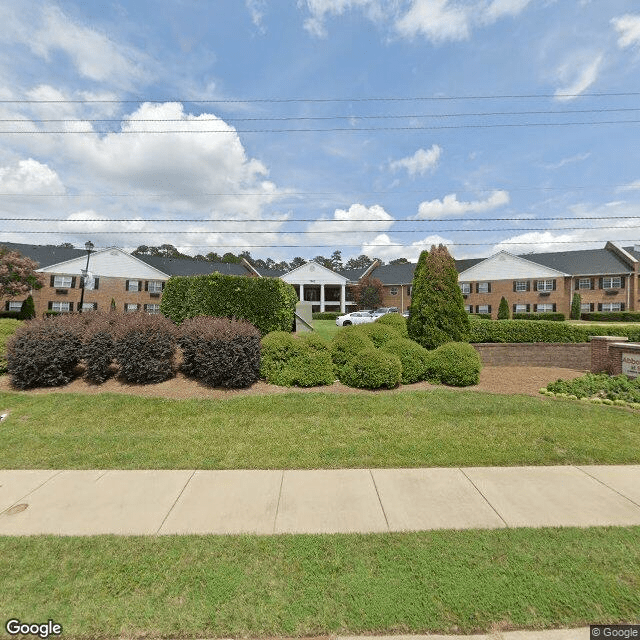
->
[0, 465, 639, 535]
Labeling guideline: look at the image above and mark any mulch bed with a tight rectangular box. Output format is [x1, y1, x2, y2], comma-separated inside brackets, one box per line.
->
[0, 366, 586, 401]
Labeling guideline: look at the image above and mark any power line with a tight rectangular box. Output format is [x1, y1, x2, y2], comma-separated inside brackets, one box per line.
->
[1, 91, 640, 103]
[5, 107, 640, 123]
[3, 119, 640, 133]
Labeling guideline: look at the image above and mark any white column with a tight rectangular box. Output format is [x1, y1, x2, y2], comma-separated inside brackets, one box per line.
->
[299, 284, 304, 302]
[320, 284, 325, 312]
[340, 284, 345, 313]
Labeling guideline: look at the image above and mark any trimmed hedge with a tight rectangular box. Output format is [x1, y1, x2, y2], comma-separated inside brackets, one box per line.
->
[375, 313, 409, 338]
[0, 311, 21, 319]
[260, 331, 335, 387]
[312, 312, 341, 320]
[424, 342, 482, 387]
[339, 348, 402, 389]
[581, 312, 640, 322]
[6, 318, 82, 389]
[469, 319, 640, 343]
[179, 316, 260, 388]
[330, 328, 374, 372]
[355, 322, 403, 347]
[512, 312, 565, 322]
[380, 338, 431, 384]
[161, 274, 298, 335]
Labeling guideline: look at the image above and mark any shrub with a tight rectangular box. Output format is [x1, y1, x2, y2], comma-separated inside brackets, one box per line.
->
[18, 295, 35, 320]
[354, 322, 402, 347]
[408, 245, 470, 349]
[339, 348, 402, 389]
[330, 328, 374, 371]
[580, 311, 640, 322]
[260, 330, 334, 387]
[6, 318, 82, 389]
[84, 331, 115, 383]
[512, 313, 565, 322]
[424, 342, 482, 387]
[497, 297, 510, 320]
[112, 313, 178, 384]
[570, 293, 581, 320]
[161, 273, 298, 335]
[545, 373, 640, 405]
[380, 338, 431, 384]
[179, 316, 260, 388]
[375, 313, 409, 338]
[312, 312, 340, 320]
[0, 311, 21, 319]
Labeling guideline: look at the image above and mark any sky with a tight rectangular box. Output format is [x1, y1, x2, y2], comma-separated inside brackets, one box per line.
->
[1, 0, 640, 264]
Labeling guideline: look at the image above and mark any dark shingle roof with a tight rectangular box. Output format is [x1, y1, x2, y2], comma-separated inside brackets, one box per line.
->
[136, 255, 252, 277]
[519, 248, 633, 275]
[0, 241, 86, 268]
[623, 246, 640, 261]
[367, 263, 416, 284]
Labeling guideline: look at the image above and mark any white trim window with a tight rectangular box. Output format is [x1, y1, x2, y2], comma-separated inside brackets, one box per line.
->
[53, 275, 72, 288]
[465, 305, 473, 313]
[536, 280, 555, 292]
[581, 303, 592, 313]
[536, 303, 554, 313]
[477, 282, 490, 293]
[602, 277, 622, 289]
[7, 301, 23, 312]
[147, 280, 163, 293]
[126, 280, 140, 292]
[125, 303, 139, 313]
[601, 302, 622, 312]
[459, 283, 471, 294]
[578, 278, 592, 290]
[514, 304, 528, 313]
[477, 304, 490, 314]
[51, 302, 70, 313]
[81, 303, 97, 311]
[145, 304, 160, 314]
[514, 281, 527, 292]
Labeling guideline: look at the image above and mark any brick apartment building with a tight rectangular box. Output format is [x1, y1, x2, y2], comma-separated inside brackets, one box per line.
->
[1, 240, 639, 319]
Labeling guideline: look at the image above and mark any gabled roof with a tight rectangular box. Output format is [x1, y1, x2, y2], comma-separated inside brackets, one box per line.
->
[0, 241, 85, 268]
[137, 255, 251, 277]
[368, 262, 416, 284]
[519, 247, 633, 275]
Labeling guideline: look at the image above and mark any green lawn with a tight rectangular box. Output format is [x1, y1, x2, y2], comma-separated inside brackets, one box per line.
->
[0, 389, 638, 469]
[312, 317, 341, 341]
[2, 527, 639, 639]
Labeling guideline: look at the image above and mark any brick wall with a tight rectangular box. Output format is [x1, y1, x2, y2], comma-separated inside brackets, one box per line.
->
[472, 342, 591, 369]
[607, 342, 640, 376]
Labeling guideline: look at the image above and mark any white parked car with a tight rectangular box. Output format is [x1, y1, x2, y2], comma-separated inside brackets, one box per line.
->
[371, 307, 400, 319]
[335, 310, 376, 326]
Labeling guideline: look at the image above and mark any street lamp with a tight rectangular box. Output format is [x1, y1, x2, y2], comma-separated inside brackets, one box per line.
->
[78, 240, 94, 314]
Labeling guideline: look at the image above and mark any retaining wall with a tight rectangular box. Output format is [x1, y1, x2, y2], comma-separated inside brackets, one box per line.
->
[472, 342, 591, 370]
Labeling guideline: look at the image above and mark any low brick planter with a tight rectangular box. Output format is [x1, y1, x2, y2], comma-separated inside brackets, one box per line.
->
[472, 342, 591, 370]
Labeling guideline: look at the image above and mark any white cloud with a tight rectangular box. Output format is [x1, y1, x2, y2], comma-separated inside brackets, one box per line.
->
[541, 152, 591, 170]
[554, 53, 603, 100]
[361, 232, 452, 262]
[246, 0, 267, 31]
[611, 14, 640, 49]
[482, 0, 533, 24]
[300, 0, 384, 37]
[415, 190, 509, 219]
[389, 145, 442, 176]
[395, 0, 471, 42]
[0, 158, 64, 195]
[617, 179, 640, 192]
[0, 3, 148, 88]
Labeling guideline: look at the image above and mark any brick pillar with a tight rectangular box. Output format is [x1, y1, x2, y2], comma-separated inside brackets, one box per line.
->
[590, 336, 628, 373]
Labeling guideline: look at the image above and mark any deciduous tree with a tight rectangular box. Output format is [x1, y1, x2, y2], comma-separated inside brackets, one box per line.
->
[0, 247, 44, 298]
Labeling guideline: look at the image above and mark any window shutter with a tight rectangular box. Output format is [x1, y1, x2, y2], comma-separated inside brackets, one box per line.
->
[590, 303, 594, 312]
[475, 305, 479, 313]
[513, 281, 516, 292]
[487, 282, 492, 293]
[552, 303, 556, 312]
[138, 281, 142, 291]
[137, 303, 141, 310]
[4, 302, 9, 311]
[621, 277, 625, 289]
[161, 281, 165, 290]
[487, 305, 492, 314]
[79, 276, 84, 288]
[69, 302, 74, 311]
[475, 283, 479, 293]
[48, 301, 52, 310]
[93, 303, 98, 310]
[599, 278, 603, 289]
[512, 304, 516, 313]
[526, 304, 530, 312]
[94, 277, 99, 290]
[534, 280, 539, 291]
[125, 280, 130, 290]
[70, 277, 76, 288]
[598, 303, 602, 311]
[144, 281, 149, 291]
[552, 280, 556, 291]
[526, 281, 530, 291]
[50, 275, 55, 287]
[143, 304, 148, 311]
[621, 303, 626, 311]
[590, 278, 593, 290]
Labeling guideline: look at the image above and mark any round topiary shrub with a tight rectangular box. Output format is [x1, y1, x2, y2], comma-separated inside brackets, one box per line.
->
[374, 313, 409, 338]
[339, 348, 402, 389]
[330, 328, 374, 372]
[179, 316, 261, 388]
[380, 338, 432, 384]
[271, 350, 336, 387]
[353, 322, 402, 348]
[6, 317, 83, 389]
[260, 331, 305, 381]
[424, 342, 482, 387]
[112, 313, 178, 384]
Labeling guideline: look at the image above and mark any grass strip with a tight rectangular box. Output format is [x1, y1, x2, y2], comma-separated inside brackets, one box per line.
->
[0, 389, 639, 469]
[1, 528, 639, 639]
